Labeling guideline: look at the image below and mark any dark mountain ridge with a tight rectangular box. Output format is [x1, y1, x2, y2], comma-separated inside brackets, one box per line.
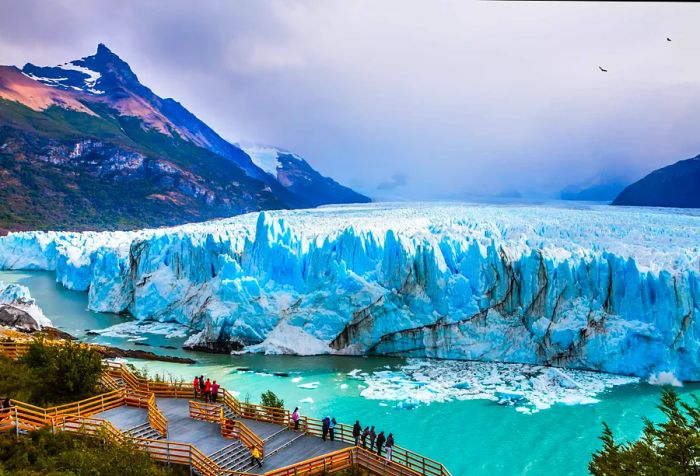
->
[0, 44, 369, 233]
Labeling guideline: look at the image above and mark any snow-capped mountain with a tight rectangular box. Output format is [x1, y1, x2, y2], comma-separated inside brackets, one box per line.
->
[0, 44, 369, 232]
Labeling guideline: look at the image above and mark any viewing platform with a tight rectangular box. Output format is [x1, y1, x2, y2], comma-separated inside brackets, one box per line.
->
[0, 341, 451, 476]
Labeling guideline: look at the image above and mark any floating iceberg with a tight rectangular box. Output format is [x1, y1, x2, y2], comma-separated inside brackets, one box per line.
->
[357, 359, 638, 413]
[1, 202, 699, 380]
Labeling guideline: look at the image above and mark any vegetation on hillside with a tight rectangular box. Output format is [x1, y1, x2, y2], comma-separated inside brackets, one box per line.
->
[589, 388, 700, 475]
[0, 428, 185, 475]
[0, 339, 103, 406]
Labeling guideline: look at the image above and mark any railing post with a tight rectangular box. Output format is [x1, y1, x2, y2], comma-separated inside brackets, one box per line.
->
[14, 407, 18, 437]
[101, 394, 104, 411]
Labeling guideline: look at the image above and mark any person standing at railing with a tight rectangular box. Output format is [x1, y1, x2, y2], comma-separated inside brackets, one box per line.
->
[198, 375, 205, 401]
[376, 431, 386, 457]
[291, 407, 300, 431]
[211, 380, 220, 403]
[251, 445, 263, 468]
[369, 426, 376, 451]
[192, 376, 199, 400]
[204, 378, 212, 403]
[322, 416, 331, 441]
[329, 417, 337, 441]
[385, 433, 395, 462]
[353, 420, 362, 446]
[361, 426, 370, 449]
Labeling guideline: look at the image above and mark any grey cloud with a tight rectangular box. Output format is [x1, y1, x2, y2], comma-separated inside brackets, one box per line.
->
[1, 0, 700, 199]
[377, 173, 408, 191]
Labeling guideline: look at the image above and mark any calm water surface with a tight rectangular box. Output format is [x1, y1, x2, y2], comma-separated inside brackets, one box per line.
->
[2, 270, 698, 476]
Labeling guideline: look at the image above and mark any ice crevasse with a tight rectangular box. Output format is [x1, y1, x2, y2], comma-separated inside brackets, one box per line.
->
[0, 203, 699, 381]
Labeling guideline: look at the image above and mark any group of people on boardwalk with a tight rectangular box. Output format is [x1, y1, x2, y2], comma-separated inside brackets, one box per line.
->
[192, 375, 220, 403]
[320, 415, 395, 462]
[357, 422, 395, 461]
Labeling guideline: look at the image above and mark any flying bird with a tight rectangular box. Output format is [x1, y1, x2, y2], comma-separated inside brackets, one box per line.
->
[599, 66, 608, 72]
[667, 37, 672, 42]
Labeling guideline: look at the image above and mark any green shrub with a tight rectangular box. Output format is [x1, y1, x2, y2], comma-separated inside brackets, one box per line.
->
[0, 340, 104, 407]
[0, 428, 185, 475]
[589, 388, 700, 475]
[261, 390, 284, 409]
[22, 339, 103, 403]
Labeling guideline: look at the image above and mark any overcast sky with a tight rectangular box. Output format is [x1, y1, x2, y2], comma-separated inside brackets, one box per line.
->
[2, 0, 700, 199]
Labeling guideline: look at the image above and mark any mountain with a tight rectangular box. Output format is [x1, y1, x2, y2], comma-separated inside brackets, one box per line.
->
[560, 179, 628, 202]
[612, 155, 700, 208]
[0, 44, 369, 233]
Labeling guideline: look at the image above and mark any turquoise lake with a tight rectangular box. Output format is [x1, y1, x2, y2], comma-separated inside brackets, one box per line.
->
[2, 270, 698, 476]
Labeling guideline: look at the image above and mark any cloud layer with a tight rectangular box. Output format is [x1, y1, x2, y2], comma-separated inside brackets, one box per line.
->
[2, 0, 700, 199]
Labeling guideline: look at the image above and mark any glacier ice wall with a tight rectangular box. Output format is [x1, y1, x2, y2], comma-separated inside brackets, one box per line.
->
[1, 203, 699, 380]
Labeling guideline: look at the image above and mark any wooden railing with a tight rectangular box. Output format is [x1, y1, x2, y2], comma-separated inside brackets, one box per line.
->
[263, 447, 355, 476]
[55, 414, 254, 476]
[188, 400, 221, 422]
[148, 393, 168, 438]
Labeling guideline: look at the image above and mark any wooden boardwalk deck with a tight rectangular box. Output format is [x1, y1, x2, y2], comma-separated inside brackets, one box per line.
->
[95, 398, 351, 473]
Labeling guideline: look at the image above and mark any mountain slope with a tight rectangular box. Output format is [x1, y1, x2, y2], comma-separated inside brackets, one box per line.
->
[612, 155, 700, 208]
[0, 44, 369, 233]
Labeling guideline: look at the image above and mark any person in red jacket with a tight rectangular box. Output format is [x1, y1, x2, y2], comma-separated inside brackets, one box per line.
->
[192, 376, 199, 400]
[204, 378, 212, 403]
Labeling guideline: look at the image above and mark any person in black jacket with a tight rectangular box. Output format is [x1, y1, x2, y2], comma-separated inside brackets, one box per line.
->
[322, 416, 331, 441]
[352, 420, 362, 446]
[375, 431, 386, 456]
[369, 426, 377, 451]
[385, 433, 395, 461]
[361, 426, 370, 449]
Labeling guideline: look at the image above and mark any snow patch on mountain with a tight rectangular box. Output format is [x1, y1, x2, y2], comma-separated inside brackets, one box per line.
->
[238, 143, 303, 177]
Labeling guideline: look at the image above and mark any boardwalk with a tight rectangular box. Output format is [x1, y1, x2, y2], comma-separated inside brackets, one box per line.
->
[95, 398, 351, 474]
[0, 342, 450, 476]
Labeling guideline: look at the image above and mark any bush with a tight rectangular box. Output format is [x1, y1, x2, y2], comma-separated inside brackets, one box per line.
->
[589, 388, 700, 475]
[261, 390, 284, 409]
[0, 428, 185, 475]
[0, 340, 104, 407]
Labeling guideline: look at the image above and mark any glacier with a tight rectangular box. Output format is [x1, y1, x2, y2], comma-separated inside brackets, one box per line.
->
[0, 202, 699, 380]
[0, 281, 52, 330]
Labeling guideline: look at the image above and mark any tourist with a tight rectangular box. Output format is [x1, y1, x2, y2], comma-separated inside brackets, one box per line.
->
[211, 380, 220, 403]
[369, 426, 376, 451]
[321, 416, 331, 441]
[329, 417, 337, 441]
[292, 407, 300, 431]
[353, 420, 362, 446]
[198, 375, 205, 400]
[2, 397, 10, 409]
[375, 431, 386, 456]
[250, 446, 263, 468]
[192, 376, 199, 399]
[204, 378, 212, 403]
[361, 426, 369, 449]
[385, 433, 394, 461]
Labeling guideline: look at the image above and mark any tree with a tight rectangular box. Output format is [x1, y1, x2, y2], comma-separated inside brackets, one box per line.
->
[21, 339, 104, 403]
[261, 390, 284, 409]
[589, 388, 700, 475]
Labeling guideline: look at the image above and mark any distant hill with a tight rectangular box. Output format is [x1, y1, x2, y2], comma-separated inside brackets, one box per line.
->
[560, 180, 628, 202]
[0, 44, 369, 233]
[613, 155, 700, 208]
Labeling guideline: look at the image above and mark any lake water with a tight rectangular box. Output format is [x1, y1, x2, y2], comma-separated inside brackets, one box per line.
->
[2, 270, 698, 476]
